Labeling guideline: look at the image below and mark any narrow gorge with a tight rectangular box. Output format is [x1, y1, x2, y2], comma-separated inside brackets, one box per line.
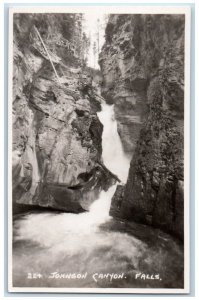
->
[13, 13, 116, 214]
[100, 14, 184, 240]
[12, 12, 185, 290]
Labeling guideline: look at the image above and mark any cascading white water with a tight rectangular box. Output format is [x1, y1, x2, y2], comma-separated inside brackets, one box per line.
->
[13, 99, 183, 289]
[87, 101, 131, 223]
[15, 101, 130, 236]
[97, 101, 130, 183]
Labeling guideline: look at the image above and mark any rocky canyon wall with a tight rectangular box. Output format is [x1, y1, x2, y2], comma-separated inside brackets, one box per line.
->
[12, 14, 115, 213]
[100, 14, 185, 239]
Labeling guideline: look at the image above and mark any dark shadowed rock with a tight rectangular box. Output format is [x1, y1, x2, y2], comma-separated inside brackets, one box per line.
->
[109, 185, 125, 218]
[101, 14, 185, 239]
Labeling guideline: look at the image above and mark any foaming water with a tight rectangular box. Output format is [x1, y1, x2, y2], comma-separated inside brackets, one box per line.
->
[13, 101, 183, 289]
[14, 101, 127, 244]
[83, 101, 130, 224]
[14, 184, 118, 248]
[97, 102, 130, 183]
[88, 184, 117, 223]
[13, 211, 184, 288]
[86, 101, 131, 223]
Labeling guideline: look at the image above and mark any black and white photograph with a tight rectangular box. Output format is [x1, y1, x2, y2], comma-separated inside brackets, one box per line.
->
[8, 5, 191, 293]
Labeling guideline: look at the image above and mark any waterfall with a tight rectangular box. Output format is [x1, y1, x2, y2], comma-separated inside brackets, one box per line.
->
[87, 101, 131, 223]
[13, 99, 182, 290]
[97, 101, 130, 183]
[15, 100, 130, 232]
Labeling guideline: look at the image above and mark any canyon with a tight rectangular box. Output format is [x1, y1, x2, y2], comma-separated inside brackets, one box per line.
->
[12, 13, 116, 213]
[100, 14, 184, 239]
[12, 12, 185, 290]
[12, 14, 185, 237]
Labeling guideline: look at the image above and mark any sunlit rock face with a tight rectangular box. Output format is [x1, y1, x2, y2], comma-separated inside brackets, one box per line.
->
[12, 14, 115, 213]
[101, 14, 185, 239]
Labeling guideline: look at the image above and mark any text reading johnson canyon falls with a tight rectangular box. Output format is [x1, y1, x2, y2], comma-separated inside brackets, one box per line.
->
[29, 272, 162, 282]
[12, 12, 185, 290]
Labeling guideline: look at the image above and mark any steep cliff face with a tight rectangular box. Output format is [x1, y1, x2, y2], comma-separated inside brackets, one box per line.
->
[99, 15, 148, 155]
[100, 14, 185, 239]
[12, 14, 115, 213]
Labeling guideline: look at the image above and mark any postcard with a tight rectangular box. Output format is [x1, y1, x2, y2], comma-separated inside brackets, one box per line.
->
[8, 5, 191, 294]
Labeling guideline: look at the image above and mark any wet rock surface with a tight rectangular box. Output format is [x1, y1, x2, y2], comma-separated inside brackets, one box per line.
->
[101, 14, 185, 239]
[12, 14, 115, 213]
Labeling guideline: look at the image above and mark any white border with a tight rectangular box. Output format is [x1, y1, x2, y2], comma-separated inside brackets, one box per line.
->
[184, 7, 191, 295]
[8, 5, 191, 294]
